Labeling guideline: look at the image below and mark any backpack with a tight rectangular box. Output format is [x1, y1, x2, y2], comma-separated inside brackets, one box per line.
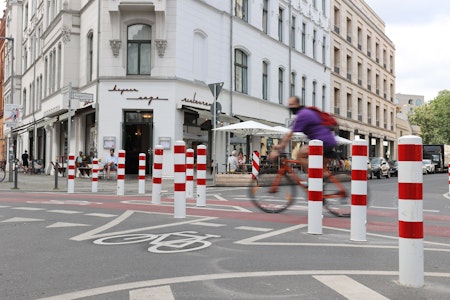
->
[306, 106, 338, 132]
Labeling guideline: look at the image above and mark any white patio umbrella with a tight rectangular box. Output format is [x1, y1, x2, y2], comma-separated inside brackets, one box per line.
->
[257, 126, 308, 141]
[213, 120, 278, 136]
[335, 135, 352, 145]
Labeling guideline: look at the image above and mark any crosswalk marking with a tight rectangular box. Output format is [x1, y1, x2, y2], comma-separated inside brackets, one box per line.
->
[236, 226, 272, 232]
[84, 213, 117, 218]
[12, 207, 45, 211]
[47, 222, 91, 228]
[47, 210, 82, 214]
[1, 217, 44, 223]
[313, 275, 389, 300]
[129, 285, 175, 300]
[192, 221, 226, 227]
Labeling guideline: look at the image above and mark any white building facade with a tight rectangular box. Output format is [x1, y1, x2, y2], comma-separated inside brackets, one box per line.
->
[4, 0, 331, 176]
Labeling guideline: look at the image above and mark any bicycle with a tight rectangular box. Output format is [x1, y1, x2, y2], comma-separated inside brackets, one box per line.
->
[0, 160, 6, 182]
[249, 154, 360, 217]
[93, 231, 220, 253]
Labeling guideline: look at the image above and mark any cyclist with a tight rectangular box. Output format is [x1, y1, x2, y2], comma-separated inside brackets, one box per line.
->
[269, 96, 337, 172]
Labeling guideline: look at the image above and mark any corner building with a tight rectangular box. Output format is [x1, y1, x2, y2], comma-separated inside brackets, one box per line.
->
[331, 0, 396, 160]
[3, 0, 333, 176]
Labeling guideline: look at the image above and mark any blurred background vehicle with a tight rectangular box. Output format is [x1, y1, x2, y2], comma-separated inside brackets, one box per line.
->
[422, 161, 428, 174]
[370, 157, 390, 179]
[422, 159, 435, 174]
[389, 160, 398, 177]
[367, 159, 373, 179]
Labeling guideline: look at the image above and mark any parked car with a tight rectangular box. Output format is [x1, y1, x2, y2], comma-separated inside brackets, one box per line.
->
[422, 159, 435, 174]
[422, 162, 428, 174]
[370, 157, 390, 179]
[367, 159, 373, 179]
[389, 160, 398, 177]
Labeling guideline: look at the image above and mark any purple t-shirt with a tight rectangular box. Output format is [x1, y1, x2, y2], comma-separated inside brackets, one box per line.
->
[291, 108, 337, 148]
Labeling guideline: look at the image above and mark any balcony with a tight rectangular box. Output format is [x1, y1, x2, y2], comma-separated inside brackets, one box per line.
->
[367, 50, 371, 57]
[368, 117, 372, 124]
[383, 63, 386, 69]
[347, 111, 352, 118]
[376, 58, 379, 63]
[334, 25, 340, 34]
[358, 114, 362, 121]
[334, 66, 340, 74]
[384, 123, 387, 129]
[367, 84, 371, 91]
[358, 79, 362, 86]
[346, 73, 351, 80]
[376, 89, 379, 95]
[334, 107, 340, 114]
[376, 121, 380, 127]
[384, 93, 387, 99]
[358, 44, 362, 50]
[347, 35, 352, 43]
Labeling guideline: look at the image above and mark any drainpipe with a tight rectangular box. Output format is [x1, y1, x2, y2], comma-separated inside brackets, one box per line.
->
[229, 1, 233, 116]
[94, 0, 101, 157]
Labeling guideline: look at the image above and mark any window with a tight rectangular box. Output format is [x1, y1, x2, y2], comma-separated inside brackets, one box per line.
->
[278, 68, 284, 104]
[322, 85, 326, 111]
[127, 24, 151, 75]
[235, 0, 248, 22]
[322, 0, 327, 15]
[291, 16, 296, 48]
[322, 36, 326, 64]
[301, 76, 306, 105]
[278, 8, 283, 42]
[312, 30, 317, 59]
[312, 81, 317, 106]
[290, 72, 296, 96]
[23, 89, 27, 116]
[87, 31, 94, 82]
[301, 23, 306, 53]
[262, 0, 268, 33]
[235, 49, 248, 93]
[262, 61, 268, 100]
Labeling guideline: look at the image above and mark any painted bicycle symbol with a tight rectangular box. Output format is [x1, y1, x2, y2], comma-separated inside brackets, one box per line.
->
[93, 231, 220, 253]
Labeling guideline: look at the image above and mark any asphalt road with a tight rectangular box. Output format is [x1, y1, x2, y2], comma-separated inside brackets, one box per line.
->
[0, 173, 449, 299]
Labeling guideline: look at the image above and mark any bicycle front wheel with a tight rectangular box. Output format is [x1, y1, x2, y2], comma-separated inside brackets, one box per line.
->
[0, 168, 5, 182]
[249, 170, 297, 213]
[323, 176, 351, 217]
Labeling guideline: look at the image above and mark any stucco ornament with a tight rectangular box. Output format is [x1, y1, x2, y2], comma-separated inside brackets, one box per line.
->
[61, 25, 71, 44]
[109, 40, 122, 57]
[155, 39, 167, 57]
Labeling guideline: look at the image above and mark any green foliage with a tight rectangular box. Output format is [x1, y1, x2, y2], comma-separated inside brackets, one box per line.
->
[409, 90, 450, 144]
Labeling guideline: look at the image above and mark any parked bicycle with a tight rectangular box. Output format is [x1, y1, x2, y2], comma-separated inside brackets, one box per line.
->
[249, 154, 367, 217]
[0, 160, 6, 182]
[93, 231, 220, 253]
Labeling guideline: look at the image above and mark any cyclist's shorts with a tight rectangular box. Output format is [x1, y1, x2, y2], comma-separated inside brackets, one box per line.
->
[324, 146, 337, 158]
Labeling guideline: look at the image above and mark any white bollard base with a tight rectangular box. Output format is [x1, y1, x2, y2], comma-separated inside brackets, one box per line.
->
[308, 201, 323, 234]
[196, 185, 206, 207]
[350, 205, 367, 241]
[399, 238, 424, 287]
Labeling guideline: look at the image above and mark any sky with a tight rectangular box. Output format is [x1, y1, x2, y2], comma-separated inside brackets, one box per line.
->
[0, 1, 448, 101]
[364, 0, 450, 101]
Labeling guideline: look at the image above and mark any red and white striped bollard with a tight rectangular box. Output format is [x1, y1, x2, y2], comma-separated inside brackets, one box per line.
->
[152, 146, 164, 204]
[196, 145, 207, 207]
[91, 158, 98, 193]
[186, 149, 194, 199]
[67, 153, 75, 193]
[116, 150, 126, 196]
[174, 141, 186, 218]
[308, 140, 323, 234]
[350, 139, 368, 241]
[252, 151, 260, 180]
[138, 153, 146, 194]
[398, 135, 423, 287]
[448, 163, 450, 194]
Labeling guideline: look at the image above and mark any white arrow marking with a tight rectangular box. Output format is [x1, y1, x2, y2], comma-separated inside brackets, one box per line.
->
[47, 222, 91, 228]
[129, 285, 175, 300]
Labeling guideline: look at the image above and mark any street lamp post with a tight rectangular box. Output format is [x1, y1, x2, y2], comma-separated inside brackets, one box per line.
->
[0, 36, 15, 182]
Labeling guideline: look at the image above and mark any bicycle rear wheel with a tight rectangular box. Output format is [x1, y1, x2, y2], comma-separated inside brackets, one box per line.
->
[249, 170, 297, 213]
[0, 167, 5, 182]
[323, 175, 351, 217]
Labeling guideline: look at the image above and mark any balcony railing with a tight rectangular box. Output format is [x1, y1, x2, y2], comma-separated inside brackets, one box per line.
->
[358, 114, 362, 121]
[334, 66, 340, 74]
[346, 73, 351, 80]
[334, 107, 340, 114]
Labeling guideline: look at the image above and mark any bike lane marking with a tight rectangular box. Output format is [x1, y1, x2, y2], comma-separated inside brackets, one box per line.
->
[129, 286, 174, 300]
[36, 270, 450, 300]
[313, 275, 389, 300]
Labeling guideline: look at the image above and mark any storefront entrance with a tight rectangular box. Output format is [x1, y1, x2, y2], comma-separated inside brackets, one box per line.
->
[122, 111, 153, 174]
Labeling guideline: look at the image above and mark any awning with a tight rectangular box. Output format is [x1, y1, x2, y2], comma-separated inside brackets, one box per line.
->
[182, 105, 237, 124]
[233, 114, 282, 127]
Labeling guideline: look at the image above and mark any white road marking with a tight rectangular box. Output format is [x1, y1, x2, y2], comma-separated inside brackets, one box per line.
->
[35, 270, 450, 300]
[191, 222, 226, 227]
[235, 226, 272, 232]
[211, 194, 227, 201]
[84, 213, 117, 218]
[1, 217, 44, 223]
[71, 211, 218, 241]
[371, 205, 439, 213]
[47, 222, 91, 228]
[0, 205, 10, 208]
[12, 207, 45, 211]
[47, 210, 82, 214]
[129, 285, 175, 300]
[313, 275, 389, 300]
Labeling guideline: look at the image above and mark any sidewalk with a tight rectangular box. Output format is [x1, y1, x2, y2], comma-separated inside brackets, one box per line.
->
[0, 172, 214, 194]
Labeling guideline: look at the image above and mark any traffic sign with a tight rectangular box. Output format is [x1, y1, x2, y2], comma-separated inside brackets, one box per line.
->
[72, 92, 94, 101]
[208, 82, 224, 100]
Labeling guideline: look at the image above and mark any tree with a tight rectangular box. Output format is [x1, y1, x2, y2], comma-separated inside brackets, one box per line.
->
[409, 90, 450, 144]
